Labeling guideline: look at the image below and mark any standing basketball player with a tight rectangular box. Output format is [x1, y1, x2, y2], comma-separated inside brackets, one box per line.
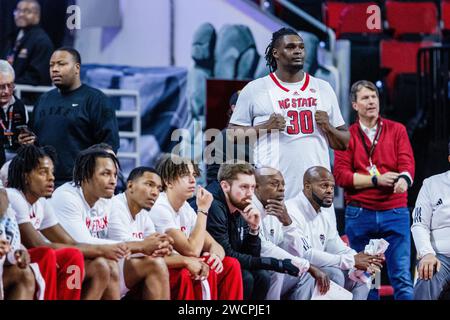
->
[229, 28, 349, 201]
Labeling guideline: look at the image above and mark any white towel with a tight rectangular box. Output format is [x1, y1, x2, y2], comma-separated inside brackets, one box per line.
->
[348, 239, 389, 288]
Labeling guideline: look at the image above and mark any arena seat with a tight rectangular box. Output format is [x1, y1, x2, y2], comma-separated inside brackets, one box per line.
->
[380, 40, 435, 93]
[337, 2, 383, 36]
[323, 1, 382, 38]
[323, 1, 348, 32]
[385, 1, 439, 38]
[443, 1, 450, 31]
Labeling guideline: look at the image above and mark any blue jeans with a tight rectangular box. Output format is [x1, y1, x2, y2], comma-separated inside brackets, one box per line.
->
[345, 205, 414, 300]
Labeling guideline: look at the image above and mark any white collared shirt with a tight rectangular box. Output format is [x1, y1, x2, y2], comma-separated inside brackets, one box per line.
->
[359, 121, 378, 143]
[50, 182, 117, 244]
[411, 171, 450, 258]
[253, 195, 310, 273]
[1, 97, 15, 118]
[285, 192, 356, 270]
[108, 193, 156, 242]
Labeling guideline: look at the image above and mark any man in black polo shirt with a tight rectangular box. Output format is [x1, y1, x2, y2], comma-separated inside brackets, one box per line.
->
[21, 47, 120, 187]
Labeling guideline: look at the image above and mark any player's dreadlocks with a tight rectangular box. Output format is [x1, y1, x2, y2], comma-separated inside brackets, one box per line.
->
[155, 153, 200, 191]
[73, 149, 120, 187]
[265, 27, 300, 72]
[8, 145, 57, 191]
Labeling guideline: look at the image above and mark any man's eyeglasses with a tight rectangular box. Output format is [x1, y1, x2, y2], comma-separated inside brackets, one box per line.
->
[0, 83, 15, 92]
[13, 8, 37, 16]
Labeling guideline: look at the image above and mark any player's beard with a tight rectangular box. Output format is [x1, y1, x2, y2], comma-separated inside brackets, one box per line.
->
[227, 191, 250, 211]
[287, 63, 303, 74]
[311, 190, 332, 208]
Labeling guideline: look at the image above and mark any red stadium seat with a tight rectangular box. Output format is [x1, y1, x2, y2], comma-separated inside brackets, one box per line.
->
[380, 40, 435, 92]
[379, 285, 394, 297]
[385, 1, 439, 38]
[338, 2, 382, 36]
[442, 1, 450, 31]
[324, 2, 382, 38]
[323, 1, 348, 31]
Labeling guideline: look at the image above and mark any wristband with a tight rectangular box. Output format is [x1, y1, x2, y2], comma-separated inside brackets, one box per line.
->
[397, 174, 412, 188]
[197, 210, 208, 216]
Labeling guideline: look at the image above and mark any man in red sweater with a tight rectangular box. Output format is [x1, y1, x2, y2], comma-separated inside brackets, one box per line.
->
[334, 80, 415, 300]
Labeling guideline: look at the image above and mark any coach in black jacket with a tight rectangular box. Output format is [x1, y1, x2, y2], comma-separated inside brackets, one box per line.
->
[191, 163, 301, 300]
[3, 0, 53, 86]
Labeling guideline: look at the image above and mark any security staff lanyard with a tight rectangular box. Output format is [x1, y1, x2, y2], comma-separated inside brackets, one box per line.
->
[0, 107, 14, 147]
[357, 118, 383, 169]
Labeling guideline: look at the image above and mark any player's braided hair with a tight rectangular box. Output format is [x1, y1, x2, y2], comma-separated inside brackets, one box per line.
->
[155, 153, 200, 191]
[73, 149, 120, 187]
[265, 27, 300, 72]
[8, 145, 57, 191]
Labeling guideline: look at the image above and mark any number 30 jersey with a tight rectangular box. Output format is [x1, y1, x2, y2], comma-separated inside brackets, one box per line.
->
[230, 73, 345, 199]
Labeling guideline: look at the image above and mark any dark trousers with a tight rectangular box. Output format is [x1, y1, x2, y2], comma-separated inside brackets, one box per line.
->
[241, 269, 271, 300]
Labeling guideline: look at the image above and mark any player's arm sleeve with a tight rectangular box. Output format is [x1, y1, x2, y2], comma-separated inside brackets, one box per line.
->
[90, 92, 120, 153]
[39, 200, 59, 230]
[305, 246, 353, 270]
[241, 229, 262, 257]
[333, 136, 356, 188]
[107, 206, 133, 242]
[396, 125, 415, 183]
[260, 223, 310, 274]
[411, 179, 435, 258]
[150, 204, 179, 234]
[6, 190, 31, 226]
[206, 201, 260, 269]
[282, 206, 310, 258]
[229, 85, 254, 127]
[143, 213, 157, 237]
[50, 195, 117, 245]
[323, 220, 356, 270]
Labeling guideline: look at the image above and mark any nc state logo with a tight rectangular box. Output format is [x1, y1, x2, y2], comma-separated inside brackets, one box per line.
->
[319, 234, 325, 245]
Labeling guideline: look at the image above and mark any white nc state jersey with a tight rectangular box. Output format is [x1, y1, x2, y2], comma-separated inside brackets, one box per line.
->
[230, 73, 345, 200]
